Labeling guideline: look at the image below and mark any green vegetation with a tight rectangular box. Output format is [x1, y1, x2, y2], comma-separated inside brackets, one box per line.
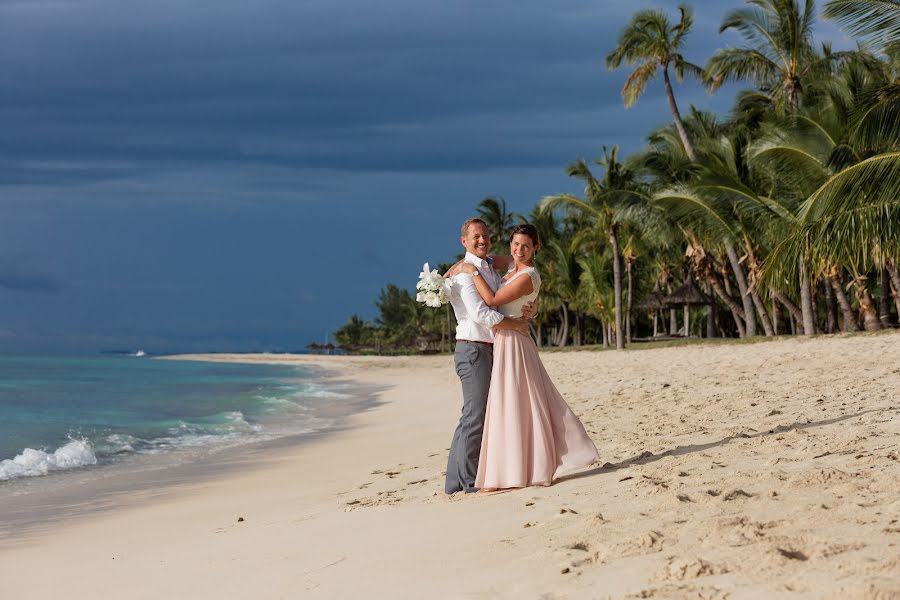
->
[334, 0, 900, 354]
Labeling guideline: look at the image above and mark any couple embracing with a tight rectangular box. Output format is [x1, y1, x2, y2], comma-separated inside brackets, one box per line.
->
[444, 218, 599, 495]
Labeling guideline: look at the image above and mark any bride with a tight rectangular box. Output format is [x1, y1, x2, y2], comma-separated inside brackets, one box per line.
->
[458, 224, 600, 490]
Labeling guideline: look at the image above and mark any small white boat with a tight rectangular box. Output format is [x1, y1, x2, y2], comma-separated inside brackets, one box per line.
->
[133, 350, 146, 357]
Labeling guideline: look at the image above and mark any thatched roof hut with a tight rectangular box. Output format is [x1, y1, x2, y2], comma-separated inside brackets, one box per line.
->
[639, 290, 668, 311]
[662, 280, 714, 306]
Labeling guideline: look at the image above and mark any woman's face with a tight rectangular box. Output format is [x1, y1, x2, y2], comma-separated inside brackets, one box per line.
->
[509, 233, 537, 264]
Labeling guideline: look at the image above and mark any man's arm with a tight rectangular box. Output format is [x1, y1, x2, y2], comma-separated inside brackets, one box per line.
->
[521, 300, 538, 320]
[493, 315, 529, 335]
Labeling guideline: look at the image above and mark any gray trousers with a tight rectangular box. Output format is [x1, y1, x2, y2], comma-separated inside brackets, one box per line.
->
[445, 341, 493, 494]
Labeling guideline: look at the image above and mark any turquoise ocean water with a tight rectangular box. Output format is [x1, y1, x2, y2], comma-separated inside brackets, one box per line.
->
[0, 354, 347, 484]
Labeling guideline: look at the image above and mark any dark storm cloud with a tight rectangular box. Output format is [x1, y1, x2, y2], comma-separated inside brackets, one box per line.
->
[0, 257, 62, 293]
[0, 0, 730, 184]
[0, 0, 856, 352]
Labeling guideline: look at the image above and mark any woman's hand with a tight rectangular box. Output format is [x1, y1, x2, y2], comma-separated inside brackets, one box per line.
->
[443, 259, 464, 278]
[458, 263, 477, 275]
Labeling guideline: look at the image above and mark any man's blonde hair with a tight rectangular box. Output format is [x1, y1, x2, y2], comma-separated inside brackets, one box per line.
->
[461, 217, 489, 238]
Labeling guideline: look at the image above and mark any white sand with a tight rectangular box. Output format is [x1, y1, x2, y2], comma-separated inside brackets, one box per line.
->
[1, 333, 899, 599]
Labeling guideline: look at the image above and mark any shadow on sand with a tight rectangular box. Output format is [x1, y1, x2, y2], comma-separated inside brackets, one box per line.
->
[556, 407, 890, 484]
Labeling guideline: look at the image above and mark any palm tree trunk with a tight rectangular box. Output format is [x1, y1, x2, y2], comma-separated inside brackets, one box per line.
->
[602, 320, 609, 348]
[609, 224, 624, 350]
[663, 67, 697, 162]
[558, 304, 569, 347]
[626, 259, 633, 344]
[724, 239, 757, 336]
[751, 290, 774, 336]
[653, 311, 659, 337]
[887, 261, 900, 319]
[535, 321, 543, 347]
[774, 291, 804, 328]
[799, 264, 816, 335]
[707, 275, 746, 337]
[879, 267, 892, 327]
[574, 312, 582, 346]
[742, 244, 774, 336]
[772, 298, 780, 335]
[705, 282, 717, 338]
[823, 278, 838, 334]
[828, 273, 859, 332]
[853, 280, 882, 332]
[683, 305, 690, 336]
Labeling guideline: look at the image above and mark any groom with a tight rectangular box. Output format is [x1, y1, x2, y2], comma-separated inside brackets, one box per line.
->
[445, 218, 534, 494]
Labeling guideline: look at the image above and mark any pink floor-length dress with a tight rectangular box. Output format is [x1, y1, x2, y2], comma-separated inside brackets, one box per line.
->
[475, 268, 600, 490]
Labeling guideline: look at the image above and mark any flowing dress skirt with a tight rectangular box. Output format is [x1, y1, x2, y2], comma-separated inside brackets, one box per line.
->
[474, 329, 600, 490]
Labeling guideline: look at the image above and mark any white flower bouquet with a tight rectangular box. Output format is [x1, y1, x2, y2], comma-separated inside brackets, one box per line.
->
[415, 263, 452, 308]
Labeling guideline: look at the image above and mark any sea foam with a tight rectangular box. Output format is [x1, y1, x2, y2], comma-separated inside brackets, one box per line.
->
[0, 439, 98, 481]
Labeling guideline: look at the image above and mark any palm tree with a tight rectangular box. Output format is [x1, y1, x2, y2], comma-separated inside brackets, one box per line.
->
[576, 252, 615, 347]
[760, 151, 900, 331]
[823, 0, 900, 52]
[540, 240, 579, 346]
[606, 4, 705, 161]
[641, 111, 775, 336]
[542, 146, 645, 350]
[476, 196, 518, 251]
[707, 0, 824, 114]
[824, 1, 900, 152]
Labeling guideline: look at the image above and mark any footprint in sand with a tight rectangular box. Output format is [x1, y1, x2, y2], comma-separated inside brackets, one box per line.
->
[660, 557, 730, 581]
[628, 584, 730, 599]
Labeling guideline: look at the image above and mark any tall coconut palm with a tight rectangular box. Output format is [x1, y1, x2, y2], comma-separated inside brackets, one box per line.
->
[707, 0, 824, 114]
[476, 196, 518, 251]
[541, 146, 645, 350]
[606, 4, 705, 161]
[641, 112, 777, 336]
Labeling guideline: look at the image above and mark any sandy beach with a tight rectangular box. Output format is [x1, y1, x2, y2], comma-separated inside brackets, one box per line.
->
[1, 333, 899, 599]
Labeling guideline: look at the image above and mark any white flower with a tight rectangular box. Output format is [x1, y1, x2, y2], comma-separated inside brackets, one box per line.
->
[415, 262, 452, 308]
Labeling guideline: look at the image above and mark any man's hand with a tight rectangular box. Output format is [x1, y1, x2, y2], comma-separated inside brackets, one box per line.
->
[521, 300, 538, 321]
[494, 316, 529, 336]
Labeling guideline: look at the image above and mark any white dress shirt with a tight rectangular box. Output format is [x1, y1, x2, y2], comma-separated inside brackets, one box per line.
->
[449, 252, 505, 343]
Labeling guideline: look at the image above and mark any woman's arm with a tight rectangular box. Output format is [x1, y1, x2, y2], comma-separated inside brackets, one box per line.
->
[459, 265, 533, 306]
[443, 259, 464, 278]
[490, 255, 514, 273]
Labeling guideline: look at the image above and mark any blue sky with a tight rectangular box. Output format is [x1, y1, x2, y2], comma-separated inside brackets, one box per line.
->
[0, 0, 852, 353]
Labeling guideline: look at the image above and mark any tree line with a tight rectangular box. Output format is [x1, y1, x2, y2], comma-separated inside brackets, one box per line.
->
[334, 0, 900, 354]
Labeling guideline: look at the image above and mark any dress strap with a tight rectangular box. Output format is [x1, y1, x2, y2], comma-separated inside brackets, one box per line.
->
[505, 267, 534, 283]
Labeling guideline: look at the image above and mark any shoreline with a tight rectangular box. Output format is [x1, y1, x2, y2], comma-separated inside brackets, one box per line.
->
[0, 360, 382, 541]
[1, 334, 899, 599]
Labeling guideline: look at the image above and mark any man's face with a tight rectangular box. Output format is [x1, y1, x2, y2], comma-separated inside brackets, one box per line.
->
[461, 222, 491, 259]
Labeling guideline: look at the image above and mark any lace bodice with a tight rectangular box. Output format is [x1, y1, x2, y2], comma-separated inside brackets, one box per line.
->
[498, 267, 541, 318]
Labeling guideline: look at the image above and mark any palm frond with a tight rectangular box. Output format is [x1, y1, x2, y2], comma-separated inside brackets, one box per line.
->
[719, 5, 786, 64]
[540, 194, 608, 225]
[800, 151, 900, 222]
[823, 0, 900, 51]
[622, 61, 658, 107]
[707, 48, 779, 91]
[652, 185, 736, 240]
[849, 82, 900, 151]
